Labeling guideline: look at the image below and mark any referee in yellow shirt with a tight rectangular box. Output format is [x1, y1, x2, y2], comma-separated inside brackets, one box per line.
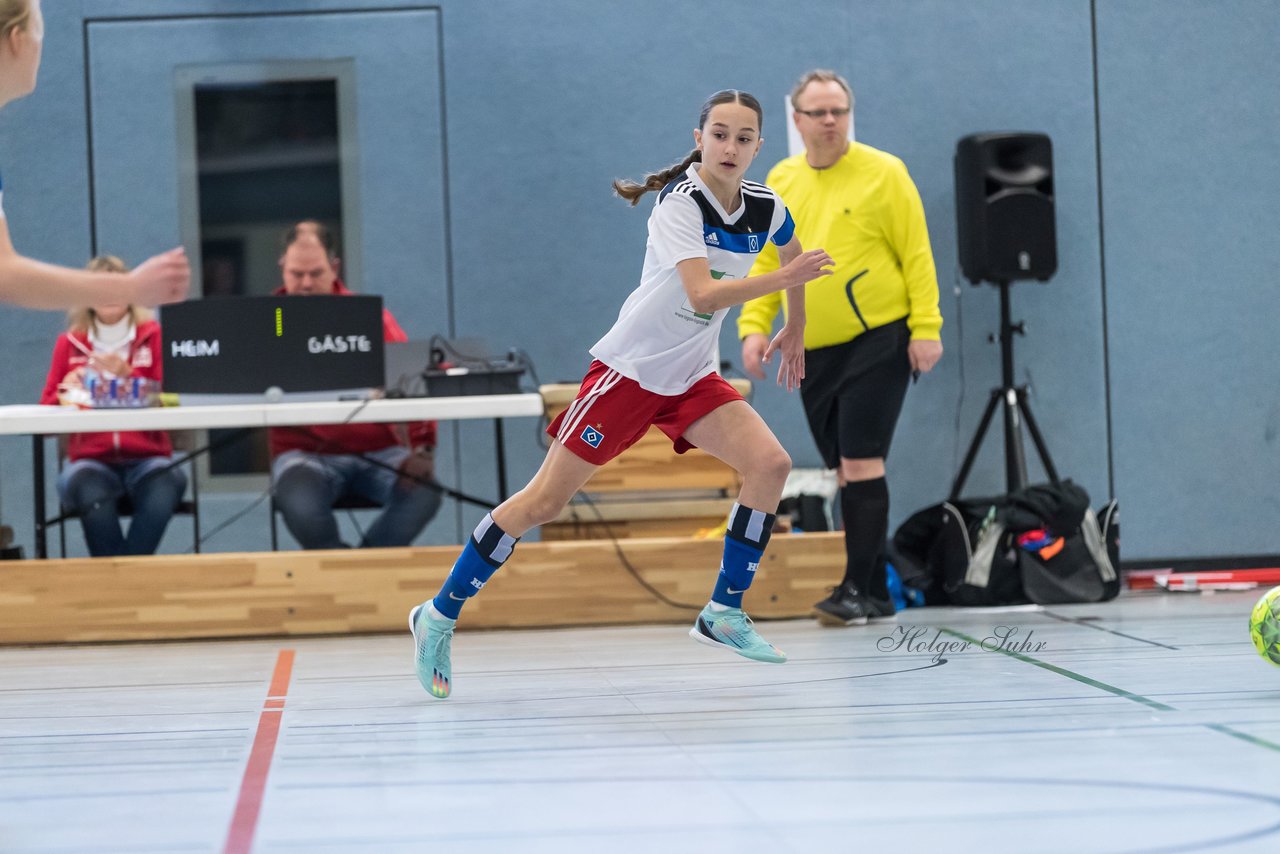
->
[739, 70, 943, 627]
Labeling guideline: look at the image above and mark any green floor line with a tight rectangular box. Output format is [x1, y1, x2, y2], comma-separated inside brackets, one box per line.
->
[1204, 723, 1280, 753]
[938, 627, 1280, 754]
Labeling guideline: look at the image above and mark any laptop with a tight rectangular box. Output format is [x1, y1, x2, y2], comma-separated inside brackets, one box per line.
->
[384, 340, 434, 397]
[161, 295, 385, 395]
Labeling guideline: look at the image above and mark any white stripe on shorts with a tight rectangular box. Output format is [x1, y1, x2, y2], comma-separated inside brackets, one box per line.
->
[557, 368, 623, 444]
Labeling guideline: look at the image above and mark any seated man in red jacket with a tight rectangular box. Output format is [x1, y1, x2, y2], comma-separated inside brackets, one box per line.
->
[269, 221, 441, 549]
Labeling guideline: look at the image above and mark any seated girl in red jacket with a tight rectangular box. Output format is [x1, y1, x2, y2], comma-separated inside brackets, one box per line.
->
[39, 256, 187, 557]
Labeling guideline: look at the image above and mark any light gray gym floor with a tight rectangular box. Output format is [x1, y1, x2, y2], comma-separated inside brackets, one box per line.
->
[2, 590, 1278, 853]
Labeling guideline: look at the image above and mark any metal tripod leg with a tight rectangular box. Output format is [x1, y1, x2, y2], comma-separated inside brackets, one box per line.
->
[950, 278, 1060, 499]
[1016, 390, 1060, 484]
[1003, 388, 1028, 494]
[950, 389, 1001, 499]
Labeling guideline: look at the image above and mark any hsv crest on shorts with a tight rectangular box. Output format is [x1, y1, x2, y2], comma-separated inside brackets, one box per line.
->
[580, 424, 605, 449]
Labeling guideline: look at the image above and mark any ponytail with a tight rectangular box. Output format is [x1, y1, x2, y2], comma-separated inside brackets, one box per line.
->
[612, 149, 702, 206]
[611, 88, 763, 207]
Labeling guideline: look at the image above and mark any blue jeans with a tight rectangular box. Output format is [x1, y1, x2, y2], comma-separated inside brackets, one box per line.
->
[271, 447, 443, 549]
[58, 457, 188, 557]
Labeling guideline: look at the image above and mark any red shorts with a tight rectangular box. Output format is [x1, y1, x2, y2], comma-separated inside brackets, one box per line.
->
[547, 360, 744, 465]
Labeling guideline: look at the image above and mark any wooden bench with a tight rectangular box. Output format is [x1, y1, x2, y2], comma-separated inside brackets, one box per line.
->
[0, 534, 845, 643]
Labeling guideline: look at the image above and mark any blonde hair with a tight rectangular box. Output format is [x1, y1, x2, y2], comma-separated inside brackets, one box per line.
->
[0, 0, 32, 40]
[66, 255, 154, 333]
[790, 69, 855, 111]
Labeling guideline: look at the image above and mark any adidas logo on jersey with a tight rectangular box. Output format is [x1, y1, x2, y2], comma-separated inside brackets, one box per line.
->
[704, 231, 719, 246]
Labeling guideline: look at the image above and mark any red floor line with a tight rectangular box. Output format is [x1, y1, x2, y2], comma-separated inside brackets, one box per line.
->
[224, 649, 296, 854]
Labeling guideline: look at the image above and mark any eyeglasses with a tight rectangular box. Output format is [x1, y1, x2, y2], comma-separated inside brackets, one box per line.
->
[795, 108, 851, 119]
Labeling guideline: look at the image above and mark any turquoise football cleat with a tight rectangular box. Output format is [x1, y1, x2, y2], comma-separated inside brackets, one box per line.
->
[689, 605, 787, 663]
[409, 603, 455, 699]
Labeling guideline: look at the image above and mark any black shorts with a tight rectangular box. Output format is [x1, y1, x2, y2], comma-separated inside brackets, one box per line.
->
[800, 318, 912, 468]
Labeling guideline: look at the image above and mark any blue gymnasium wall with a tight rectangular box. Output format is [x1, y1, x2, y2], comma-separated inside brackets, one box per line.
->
[1094, 0, 1280, 558]
[0, 0, 1273, 559]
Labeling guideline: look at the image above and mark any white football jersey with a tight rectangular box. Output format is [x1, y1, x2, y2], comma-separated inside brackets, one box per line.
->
[591, 163, 793, 395]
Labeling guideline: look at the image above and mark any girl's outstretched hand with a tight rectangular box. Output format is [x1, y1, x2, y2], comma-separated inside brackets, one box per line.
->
[762, 321, 805, 392]
[129, 248, 191, 307]
[784, 249, 834, 288]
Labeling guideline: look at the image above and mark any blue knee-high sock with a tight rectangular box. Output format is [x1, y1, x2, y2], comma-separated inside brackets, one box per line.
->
[711, 502, 777, 609]
[433, 513, 519, 619]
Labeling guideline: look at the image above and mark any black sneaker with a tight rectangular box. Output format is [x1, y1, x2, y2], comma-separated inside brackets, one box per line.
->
[814, 583, 889, 627]
[867, 593, 897, 623]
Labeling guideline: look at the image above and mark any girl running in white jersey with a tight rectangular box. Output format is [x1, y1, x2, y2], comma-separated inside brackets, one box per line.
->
[411, 89, 833, 699]
[0, 0, 188, 309]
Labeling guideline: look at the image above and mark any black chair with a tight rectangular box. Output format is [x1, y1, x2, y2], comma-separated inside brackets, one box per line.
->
[52, 432, 202, 557]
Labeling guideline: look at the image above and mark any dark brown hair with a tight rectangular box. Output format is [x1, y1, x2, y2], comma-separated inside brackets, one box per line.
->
[612, 89, 764, 206]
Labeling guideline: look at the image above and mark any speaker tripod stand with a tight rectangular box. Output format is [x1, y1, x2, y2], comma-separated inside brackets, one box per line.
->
[950, 279, 1059, 499]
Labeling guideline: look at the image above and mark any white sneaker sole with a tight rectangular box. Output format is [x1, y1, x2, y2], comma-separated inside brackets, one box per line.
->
[408, 604, 423, 640]
[813, 608, 868, 627]
[813, 608, 898, 628]
[688, 625, 786, 663]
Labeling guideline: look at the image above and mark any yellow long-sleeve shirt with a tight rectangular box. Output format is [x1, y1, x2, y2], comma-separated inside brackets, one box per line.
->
[739, 142, 942, 348]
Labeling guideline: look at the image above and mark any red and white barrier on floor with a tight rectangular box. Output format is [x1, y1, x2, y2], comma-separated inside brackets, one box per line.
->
[1127, 567, 1280, 592]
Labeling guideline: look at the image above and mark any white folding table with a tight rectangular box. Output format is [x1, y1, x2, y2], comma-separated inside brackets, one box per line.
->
[0, 394, 545, 558]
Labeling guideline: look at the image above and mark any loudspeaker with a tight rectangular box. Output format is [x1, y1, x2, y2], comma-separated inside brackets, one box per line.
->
[954, 132, 1057, 283]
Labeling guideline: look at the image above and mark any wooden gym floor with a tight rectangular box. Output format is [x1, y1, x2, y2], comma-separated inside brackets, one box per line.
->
[2, 590, 1278, 853]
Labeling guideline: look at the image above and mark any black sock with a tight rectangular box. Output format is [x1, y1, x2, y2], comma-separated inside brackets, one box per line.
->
[869, 555, 890, 602]
[840, 477, 889, 596]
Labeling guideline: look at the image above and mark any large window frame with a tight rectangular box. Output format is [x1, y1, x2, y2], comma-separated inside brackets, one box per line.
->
[173, 60, 363, 491]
